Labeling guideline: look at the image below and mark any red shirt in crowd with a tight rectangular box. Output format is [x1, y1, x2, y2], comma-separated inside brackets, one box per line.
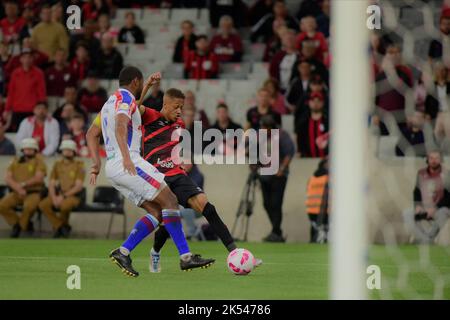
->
[0, 16, 26, 43]
[70, 58, 90, 82]
[3, 50, 48, 83]
[308, 118, 327, 158]
[32, 121, 45, 151]
[184, 50, 219, 79]
[296, 31, 328, 63]
[210, 34, 243, 63]
[45, 65, 76, 97]
[78, 87, 108, 113]
[6, 66, 46, 113]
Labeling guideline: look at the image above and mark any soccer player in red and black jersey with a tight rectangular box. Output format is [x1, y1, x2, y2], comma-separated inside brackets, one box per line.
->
[139, 88, 259, 272]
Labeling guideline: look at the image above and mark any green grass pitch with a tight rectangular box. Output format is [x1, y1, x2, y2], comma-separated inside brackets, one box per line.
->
[0, 239, 449, 299]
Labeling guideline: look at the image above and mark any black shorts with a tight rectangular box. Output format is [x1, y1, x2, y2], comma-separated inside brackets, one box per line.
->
[164, 174, 204, 208]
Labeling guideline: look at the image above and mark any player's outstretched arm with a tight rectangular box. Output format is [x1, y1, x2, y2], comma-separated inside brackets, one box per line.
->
[115, 113, 137, 176]
[86, 116, 102, 185]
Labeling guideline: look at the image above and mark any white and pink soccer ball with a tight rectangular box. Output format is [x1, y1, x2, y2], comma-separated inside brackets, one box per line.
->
[226, 248, 256, 275]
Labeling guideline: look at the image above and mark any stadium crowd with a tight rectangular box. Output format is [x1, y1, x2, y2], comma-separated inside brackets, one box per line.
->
[0, 0, 448, 243]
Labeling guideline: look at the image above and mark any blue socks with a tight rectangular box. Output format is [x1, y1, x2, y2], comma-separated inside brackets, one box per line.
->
[162, 209, 190, 256]
[121, 214, 159, 254]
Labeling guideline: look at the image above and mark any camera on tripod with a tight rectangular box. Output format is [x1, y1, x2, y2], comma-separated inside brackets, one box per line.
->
[231, 165, 260, 241]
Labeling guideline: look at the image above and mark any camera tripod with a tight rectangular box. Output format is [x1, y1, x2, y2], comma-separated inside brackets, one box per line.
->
[231, 169, 259, 241]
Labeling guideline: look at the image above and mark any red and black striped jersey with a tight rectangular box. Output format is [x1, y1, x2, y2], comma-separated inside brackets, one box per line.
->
[141, 107, 186, 176]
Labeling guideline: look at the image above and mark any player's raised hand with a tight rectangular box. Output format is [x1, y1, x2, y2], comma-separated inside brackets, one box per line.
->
[123, 157, 137, 176]
[145, 72, 161, 87]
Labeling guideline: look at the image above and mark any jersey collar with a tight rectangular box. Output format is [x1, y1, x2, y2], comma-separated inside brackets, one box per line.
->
[118, 87, 136, 100]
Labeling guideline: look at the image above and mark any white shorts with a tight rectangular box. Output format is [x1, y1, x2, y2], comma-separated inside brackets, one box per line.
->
[105, 154, 166, 207]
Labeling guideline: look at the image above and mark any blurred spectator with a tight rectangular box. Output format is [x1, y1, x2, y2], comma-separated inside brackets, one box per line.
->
[77, 71, 108, 113]
[428, 14, 450, 63]
[82, 0, 110, 21]
[251, 0, 298, 43]
[184, 35, 219, 80]
[295, 91, 329, 158]
[69, 19, 101, 61]
[184, 90, 210, 127]
[118, 11, 145, 44]
[0, 42, 11, 93]
[96, 34, 124, 79]
[316, 0, 330, 38]
[18, 4, 37, 41]
[60, 86, 79, 108]
[70, 41, 91, 83]
[5, 49, 46, 131]
[95, 13, 119, 41]
[45, 48, 76, 97]
[263, 23, 287, 62]
[0, 123, 15, 155]
[299, 38, 329, 83]
[286, 59, 312, 111]
[0, 138, 46, 238]
[55, 102, 77, 139]
[173, 20, 198, 63]
[3, 37, 49, 83]
[209, 0, 247, 28]
[434, 111, 450, 155]
[210, 15, 243, 63]
[66, 113, 89, 157]
[269, 29, 298, 92]
[375, 43, 413, 134]
[249, 0, 274, 26]
[31, 4, 69, 60]
[143, 82, 164, 111]
[259, 114, 295, 242]
[211, 103, 242, 153]
[395, 110, 427, 157]
[263, 78, 288, 114]
[16, 102, 60, 156]
[305, 158, 329, 243]
[245, 88, 281, 130]
[425, 62, 450, 118]
[51, 2, 64, 24]
[296, 16, 328, 63]
[403, 151, 450, 244]
[296, 0, 322, 20]
[0, 1, 26, 44]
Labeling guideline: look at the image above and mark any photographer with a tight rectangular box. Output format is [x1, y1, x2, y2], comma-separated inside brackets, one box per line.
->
[403, 150, 450, 244]
[258, 115, 295, 242]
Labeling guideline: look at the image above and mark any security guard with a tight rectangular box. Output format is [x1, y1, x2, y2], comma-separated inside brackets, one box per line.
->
[0, 138, 47, 238]
[305, 158, 329, 243]
[38, 140, 85, 238]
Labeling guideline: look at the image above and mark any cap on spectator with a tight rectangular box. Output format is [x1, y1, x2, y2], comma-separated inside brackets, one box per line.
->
[442, 8, 450, 19]
[21, 138, 39, 151]
[59, 139, 77, 152]
[309, 91, 325, 101]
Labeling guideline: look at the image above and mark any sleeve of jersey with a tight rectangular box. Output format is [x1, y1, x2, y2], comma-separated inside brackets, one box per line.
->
[115, 92, 136, 118]
[141, 107, 160, 125]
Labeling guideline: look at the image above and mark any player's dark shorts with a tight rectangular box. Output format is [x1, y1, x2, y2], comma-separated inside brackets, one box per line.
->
[164, 174, 204, 208]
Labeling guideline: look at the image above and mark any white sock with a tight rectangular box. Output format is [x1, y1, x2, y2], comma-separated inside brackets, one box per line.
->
[180, 252, 192, 261]
[119, 246, 130, 256]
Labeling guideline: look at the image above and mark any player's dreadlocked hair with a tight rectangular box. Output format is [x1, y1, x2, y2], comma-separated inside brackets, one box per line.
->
[165, 88, 185, 100]
[118, 66, 143, 86]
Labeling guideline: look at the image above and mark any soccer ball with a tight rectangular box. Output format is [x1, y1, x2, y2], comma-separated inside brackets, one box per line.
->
[226, 248, 255, 275]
